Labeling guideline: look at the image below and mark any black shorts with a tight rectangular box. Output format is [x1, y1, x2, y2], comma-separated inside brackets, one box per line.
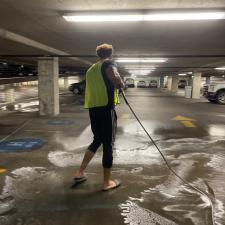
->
[88, 107, 117, 168]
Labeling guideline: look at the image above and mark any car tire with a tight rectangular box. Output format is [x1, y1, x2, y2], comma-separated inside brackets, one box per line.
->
[73, 88, 80, 95]
[208, 99, 216, 103]
[216, 90, 225, 105]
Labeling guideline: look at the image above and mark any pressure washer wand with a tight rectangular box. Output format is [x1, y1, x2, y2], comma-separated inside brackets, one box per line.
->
[120, 89, 215, 225]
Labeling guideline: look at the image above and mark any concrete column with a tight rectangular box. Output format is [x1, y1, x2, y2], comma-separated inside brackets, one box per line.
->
[187, 76, 193, 86]
[4, 87, 15, 103]
[167, 76, 172, 91]
[38, 57, 59, 116]
[64, 77, 69, 90]
[160, 75, 164, 88]
[171, 75, 178, 92]
[192, 72, 202, 99]
[205, 76, 210, 84]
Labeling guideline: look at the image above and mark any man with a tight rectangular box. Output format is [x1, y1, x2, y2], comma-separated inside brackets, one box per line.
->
[73, 43, 124, 191]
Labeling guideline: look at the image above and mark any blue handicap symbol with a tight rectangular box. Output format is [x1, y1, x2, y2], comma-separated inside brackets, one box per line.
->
[0, 138, 44, 152]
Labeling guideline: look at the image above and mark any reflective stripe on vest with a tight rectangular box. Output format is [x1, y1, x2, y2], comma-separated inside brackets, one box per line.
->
[84, 60, 120, 108]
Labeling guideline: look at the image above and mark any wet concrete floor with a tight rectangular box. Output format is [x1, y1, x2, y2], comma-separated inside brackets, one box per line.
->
[0, 88, 225, 225]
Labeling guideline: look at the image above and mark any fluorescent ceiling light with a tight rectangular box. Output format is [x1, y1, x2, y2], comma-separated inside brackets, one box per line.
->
[125, 66, 156, 69]
[128, 70, 153, 74]
[63, 12, 225, 22]
[215, 67, 225, 70]
[130, 70, 150, 73]
[131, 74, 150, 76]
[63, 14, 143, 22]
[128, 69, 154, 71]
[116, 58, 167, 63]
[136, 75, 151, 77]
[129, 72, 150, 74]
[128, 68, 154, 71]
[144, 12, 225, 21]
[129, 70, 153, 75]
[178, 73, 187, 76]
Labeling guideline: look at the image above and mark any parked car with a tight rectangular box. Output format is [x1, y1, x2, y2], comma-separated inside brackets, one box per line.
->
[69, 80, 85, 95]
[125, 78, 135, 88]
[149, 80, 158, 88]
[205, 81, 225, 104]
[178, 80, 187, 88]
[0, 63, 37, 77]
[202, 84, 210, 96]
[137, 80, 147, 88]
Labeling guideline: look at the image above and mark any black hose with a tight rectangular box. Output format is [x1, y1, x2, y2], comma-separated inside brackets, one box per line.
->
[121, 90, 215, 225]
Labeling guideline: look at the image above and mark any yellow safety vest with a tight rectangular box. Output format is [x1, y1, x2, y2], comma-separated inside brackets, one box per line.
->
[84, 60, 119, 108]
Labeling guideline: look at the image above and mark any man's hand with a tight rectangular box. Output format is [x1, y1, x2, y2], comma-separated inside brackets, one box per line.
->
[106, 66, 125, 89]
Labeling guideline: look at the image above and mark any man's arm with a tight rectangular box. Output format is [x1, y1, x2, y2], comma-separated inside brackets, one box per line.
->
[105, 66, 125, 89]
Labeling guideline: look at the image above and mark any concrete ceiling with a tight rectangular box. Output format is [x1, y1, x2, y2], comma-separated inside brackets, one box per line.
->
[0, 0, 225, 76]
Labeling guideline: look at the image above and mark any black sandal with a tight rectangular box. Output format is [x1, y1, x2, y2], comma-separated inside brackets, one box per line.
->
[71, 176, 87, 188]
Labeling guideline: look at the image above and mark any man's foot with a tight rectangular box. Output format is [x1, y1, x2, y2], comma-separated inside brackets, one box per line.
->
[73, 171, 84, 179]
[71, 175, 87, 189]
[102, 179, 121, 192]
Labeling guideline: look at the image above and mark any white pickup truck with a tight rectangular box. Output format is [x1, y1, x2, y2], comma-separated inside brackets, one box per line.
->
[205, 81, 225, 104]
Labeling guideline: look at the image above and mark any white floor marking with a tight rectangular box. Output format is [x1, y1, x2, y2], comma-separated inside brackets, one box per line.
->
[0, 120, 31, 143]
[24, 129, 63, 133]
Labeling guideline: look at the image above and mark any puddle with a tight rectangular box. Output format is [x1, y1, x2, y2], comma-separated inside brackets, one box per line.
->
[159, 137, 225, 152]
[131, 167, 143, 174]
[0, 101, 39, 112]
[46, 121, 225, 225]
[0, 167, 67, 224]
[207, 154, 225, 172]
[118, 136, 225, 225]
[1, 167, 61, 200]
[120, 176, 215, 225]
[0, 167, 64, 217]
[208, 124, 225, 137]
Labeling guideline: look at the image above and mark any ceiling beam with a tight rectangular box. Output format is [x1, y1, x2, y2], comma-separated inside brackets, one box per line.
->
[0, 27, 92, 65]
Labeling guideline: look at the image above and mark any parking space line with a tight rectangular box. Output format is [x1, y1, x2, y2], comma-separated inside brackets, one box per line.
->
[24, 129, 63, 133]
[0, 168, 7, 173]
[181, 121, 196, 128]
[172, 115, 197, 128]
[0, 119, 31, 143]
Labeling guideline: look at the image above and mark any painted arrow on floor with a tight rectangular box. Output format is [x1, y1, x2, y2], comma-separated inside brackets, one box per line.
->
[172, 115, 196, 128]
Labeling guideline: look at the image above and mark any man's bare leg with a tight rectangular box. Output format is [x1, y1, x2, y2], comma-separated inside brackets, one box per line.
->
[74, 150, 95, 178]
[103, 167, 117, 189]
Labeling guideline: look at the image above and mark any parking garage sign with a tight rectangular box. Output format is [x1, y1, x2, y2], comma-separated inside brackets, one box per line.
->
[0, 138, 44, 152]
